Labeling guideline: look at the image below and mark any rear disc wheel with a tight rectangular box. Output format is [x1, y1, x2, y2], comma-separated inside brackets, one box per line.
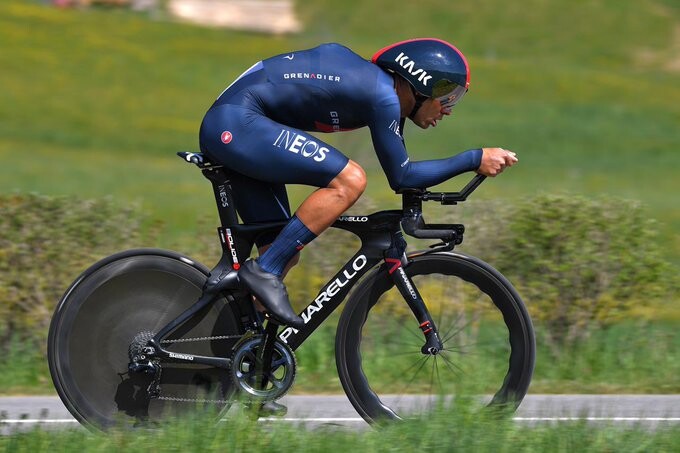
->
[48, 250, 241, 430]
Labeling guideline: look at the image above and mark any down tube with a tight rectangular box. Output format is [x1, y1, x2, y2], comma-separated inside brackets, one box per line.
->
[278, 251, 382, 350]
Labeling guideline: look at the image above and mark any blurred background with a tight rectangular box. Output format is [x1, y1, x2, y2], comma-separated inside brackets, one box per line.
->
[0, 0, 678, 395]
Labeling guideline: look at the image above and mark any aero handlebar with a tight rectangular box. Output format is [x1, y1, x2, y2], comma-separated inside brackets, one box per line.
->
[400, 174, 486, 242]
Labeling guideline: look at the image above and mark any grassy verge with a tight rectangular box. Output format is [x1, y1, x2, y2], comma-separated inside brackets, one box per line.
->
[0, 339, 53, 396]
[1, 402, 679, 452]
[1, 0, 679, 262]
[1, 0, 678, 400]
[3, 322, 678, 396]
[295, 321, 680, 394]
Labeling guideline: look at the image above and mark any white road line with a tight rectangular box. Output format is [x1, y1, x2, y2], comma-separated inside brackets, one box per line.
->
[514, 417, 680, 422]
[2, 420, 79, 424]
[4, 416, 680, 425]
[262, 417, 680, 423]
[259, 417, 365, 422]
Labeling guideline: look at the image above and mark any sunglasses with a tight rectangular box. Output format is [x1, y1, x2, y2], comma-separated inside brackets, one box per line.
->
[433, 79, 468, 109]
[409, 80, 468, 119]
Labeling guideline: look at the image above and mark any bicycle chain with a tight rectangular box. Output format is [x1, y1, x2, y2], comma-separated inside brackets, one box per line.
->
[157, 396, 232, 405]
[159, 334, 242, 344]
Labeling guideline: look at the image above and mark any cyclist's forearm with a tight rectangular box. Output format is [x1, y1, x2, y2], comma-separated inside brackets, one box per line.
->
[388, 148, 482, 190]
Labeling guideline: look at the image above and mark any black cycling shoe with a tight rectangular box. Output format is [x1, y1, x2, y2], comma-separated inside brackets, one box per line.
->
[238, 260, 305, 329]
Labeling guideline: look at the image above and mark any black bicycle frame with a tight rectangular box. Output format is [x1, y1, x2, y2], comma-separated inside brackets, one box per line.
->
[149, 154, 480, 366]
[279, 211, 399, 349]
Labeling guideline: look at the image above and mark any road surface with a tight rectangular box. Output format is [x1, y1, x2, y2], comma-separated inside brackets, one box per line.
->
[2, 394, 679, 434]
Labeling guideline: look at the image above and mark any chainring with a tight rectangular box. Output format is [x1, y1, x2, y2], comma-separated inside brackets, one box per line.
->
[230, 336, 296, 401]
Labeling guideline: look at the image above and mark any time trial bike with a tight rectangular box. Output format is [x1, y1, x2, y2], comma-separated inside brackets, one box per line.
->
[48, 152, 535, 430]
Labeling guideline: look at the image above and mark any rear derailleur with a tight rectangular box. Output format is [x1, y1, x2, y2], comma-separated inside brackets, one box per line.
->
[127, 331, 162, 398]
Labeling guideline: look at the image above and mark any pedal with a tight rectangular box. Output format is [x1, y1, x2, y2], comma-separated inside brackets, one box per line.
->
[245, 400, 288, 419]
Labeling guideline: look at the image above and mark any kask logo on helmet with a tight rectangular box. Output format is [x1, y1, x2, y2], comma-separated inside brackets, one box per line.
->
[394, 52, 432, 86]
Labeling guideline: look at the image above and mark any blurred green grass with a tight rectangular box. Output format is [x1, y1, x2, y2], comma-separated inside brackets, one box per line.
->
[1, 0, 678, 260]
[2, 399, 680, 452]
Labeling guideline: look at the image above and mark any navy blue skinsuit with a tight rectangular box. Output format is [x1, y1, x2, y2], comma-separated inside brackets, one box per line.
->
[199, 43, 482, 240]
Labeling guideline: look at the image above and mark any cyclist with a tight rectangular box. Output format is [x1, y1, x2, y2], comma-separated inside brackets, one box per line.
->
[199, 38, 517, 329]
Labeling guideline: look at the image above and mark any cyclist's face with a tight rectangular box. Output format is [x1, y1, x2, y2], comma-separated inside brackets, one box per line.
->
[411, 98, 450, 129]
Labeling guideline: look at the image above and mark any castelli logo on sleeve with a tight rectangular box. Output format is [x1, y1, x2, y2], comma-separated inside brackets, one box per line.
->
[221, 131, 233, 144]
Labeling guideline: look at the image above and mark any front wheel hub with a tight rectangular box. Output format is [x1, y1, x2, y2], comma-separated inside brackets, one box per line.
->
[421, 331, 444, 355]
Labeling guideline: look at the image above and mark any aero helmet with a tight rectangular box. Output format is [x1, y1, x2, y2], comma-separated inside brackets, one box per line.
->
[372, 38, 470, 109]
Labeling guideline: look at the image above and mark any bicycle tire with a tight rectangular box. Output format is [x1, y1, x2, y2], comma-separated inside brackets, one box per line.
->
[336, 252, 535, 423]
[48, 249, 240, 430]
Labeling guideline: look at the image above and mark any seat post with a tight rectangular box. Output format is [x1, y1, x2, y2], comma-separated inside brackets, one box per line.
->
[201, 167, 239, 227]
[200, 166, 248, 281]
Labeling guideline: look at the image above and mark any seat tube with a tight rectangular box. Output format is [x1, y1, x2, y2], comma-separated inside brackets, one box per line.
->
[384, 230, 444, 354]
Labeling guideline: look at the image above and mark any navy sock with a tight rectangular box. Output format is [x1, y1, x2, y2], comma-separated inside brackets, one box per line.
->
[257, 215, 317, 276]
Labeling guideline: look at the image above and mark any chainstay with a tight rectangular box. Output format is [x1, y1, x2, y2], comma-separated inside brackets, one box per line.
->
[156, 334, 245, 404]
[160, 334, 243, 344]
[153, 335, 243, 404]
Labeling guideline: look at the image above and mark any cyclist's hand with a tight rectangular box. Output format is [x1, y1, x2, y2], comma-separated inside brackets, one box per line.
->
[477, 147, 518, 177]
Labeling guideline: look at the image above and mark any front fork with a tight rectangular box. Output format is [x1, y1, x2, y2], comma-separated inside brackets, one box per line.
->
[384, 231, 443, 355]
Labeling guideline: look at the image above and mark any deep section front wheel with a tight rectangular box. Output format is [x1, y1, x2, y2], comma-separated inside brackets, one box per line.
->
[48, 249, 241, 430]
[336, 252, 535, 423]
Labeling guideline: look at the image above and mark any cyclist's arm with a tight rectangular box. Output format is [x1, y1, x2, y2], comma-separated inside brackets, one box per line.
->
[369, 98, 482, 191]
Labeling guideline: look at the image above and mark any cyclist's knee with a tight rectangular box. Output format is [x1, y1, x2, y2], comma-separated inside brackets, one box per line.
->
[331, 160, 366, 203]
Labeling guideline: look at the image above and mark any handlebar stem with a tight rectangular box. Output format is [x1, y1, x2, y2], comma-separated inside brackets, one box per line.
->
[399, 175, 486, 242]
